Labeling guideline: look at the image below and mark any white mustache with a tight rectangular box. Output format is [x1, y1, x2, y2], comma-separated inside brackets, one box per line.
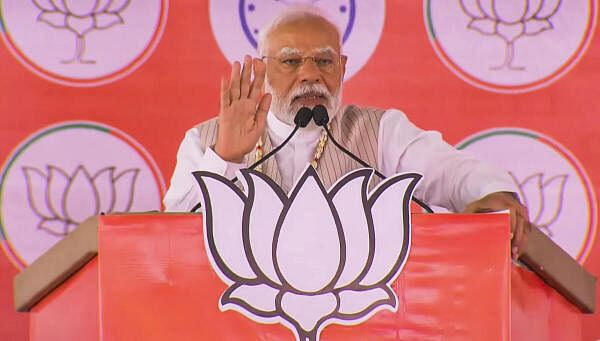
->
[290, 84, 331, 103]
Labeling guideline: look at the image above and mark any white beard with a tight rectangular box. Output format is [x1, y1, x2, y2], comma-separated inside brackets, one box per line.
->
[264, 78, 342, 129]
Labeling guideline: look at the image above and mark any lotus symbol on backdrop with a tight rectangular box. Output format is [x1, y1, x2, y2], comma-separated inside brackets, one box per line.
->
[23, 165, 139, 236]
[509, 172, 567, 237]
[32, 0, 131, 64]
[460, 0, 562, 70]
[195, 166, 420, 341]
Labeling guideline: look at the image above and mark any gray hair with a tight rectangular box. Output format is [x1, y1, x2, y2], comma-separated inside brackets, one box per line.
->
[256, 6, 342, 56]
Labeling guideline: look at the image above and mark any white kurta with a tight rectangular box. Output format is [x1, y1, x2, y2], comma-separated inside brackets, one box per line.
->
[163, 108, 516, 212]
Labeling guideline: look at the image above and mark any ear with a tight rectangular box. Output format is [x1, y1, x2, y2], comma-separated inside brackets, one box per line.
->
[340, 55, 348, 80]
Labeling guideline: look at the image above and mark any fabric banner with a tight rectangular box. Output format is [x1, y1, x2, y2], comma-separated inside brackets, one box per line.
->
[1, 1, 598, 339]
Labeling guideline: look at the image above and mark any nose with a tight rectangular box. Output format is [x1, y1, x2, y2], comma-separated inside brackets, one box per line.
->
[297, 58, 321, 83]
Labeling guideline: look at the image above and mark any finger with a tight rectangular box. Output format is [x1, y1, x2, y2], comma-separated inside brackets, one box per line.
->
[254, 93, 271, 130]
[509, 208, 517, 257]
[511, 211, 527, 259]
[518, 207, 531, 248]
[512, 224, 525, 259]
[249, 58, 267, 100]
[229, 61, 241, 102]
[509, 207, 517, 238]
[220, 77, 229, 109]
[517, 221, 531, 258]
[240, 55, 252, 98]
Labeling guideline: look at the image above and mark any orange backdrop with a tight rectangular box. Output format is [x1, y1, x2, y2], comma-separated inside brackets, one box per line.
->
[0, 1, 598, 339]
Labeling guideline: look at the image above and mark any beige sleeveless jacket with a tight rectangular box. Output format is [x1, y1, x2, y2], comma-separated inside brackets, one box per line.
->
[195, 105, 385, 190]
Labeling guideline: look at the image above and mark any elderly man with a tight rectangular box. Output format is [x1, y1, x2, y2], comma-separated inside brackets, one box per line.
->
[164, 8, 530, 258]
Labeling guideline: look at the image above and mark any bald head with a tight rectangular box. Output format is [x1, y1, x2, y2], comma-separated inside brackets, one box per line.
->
[257, 7, 342, 57]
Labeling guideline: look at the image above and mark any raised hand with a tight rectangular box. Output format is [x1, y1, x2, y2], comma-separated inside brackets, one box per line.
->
[214, 55, 272, 163]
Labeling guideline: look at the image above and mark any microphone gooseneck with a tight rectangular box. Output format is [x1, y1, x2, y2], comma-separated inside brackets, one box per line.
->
[245, 107, 312, 172]
[191, 202, 202, 213]
[312, 105, 434, 214]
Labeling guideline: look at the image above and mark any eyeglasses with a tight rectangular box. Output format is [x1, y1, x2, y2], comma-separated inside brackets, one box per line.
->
[261, 53, 341, 74]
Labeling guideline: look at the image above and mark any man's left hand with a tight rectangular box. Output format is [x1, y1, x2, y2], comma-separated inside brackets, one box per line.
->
[462, 192, 532, 259]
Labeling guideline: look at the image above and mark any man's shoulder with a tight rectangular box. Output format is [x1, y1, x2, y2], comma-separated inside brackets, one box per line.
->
[343, 104, 383, 113]
[340, 104, 388, 121]
[342, 105, 408, 120]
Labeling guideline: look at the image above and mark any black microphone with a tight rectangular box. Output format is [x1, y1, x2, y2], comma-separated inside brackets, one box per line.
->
[294, 106, 314, 127]
[312, 104, 434, 213]
[191, 107, 313, 212]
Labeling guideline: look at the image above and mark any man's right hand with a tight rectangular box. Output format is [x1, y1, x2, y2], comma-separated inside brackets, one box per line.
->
[214, 55, 272, 163]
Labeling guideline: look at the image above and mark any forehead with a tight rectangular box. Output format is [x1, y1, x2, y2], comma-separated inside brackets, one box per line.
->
[266, 17, 341, 55]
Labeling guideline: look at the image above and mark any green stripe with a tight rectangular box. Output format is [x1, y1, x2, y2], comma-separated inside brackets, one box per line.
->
[0, 123, 109, 240]
[426, 0, 436, 40]
[0, 2, 6, 32]
[457, 129, 538, 149]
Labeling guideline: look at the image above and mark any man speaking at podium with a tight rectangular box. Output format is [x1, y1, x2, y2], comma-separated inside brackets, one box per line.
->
[163, 7, 530, 259]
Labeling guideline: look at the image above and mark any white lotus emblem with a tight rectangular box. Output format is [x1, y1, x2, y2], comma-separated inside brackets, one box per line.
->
[23, 165, 139, 236]
[460, 0, 562, 70]
[32, 0, 131, 63]
[509, 172, 568, 237]
[194, 167, 420, 341]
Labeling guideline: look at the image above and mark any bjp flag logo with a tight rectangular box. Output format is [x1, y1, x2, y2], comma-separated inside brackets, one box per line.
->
[426, 0, 596, 93]
[0, 0, 167, 86]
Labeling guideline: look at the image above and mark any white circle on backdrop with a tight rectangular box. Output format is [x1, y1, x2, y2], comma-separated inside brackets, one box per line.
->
[0, 122, 165, 269]
[0, 0, 168, 86]
[425, 0, 597, 93]
[209, 0, 385, 81]
[456, 128, 597, 263]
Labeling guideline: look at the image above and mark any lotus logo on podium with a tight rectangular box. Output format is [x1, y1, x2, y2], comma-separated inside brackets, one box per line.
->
[194, 167, 420, 341]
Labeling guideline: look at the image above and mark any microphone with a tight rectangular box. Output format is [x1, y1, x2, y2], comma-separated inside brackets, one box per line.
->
[191, 107, 313, 212]
[312, 104, 434, 213]
[294, 106, 314, 127]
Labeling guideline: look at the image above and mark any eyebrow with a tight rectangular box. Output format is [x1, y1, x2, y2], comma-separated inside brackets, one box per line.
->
[276, 46, 337, 56]
[277, 47, 302, 56]
[315, 46, 336, 55]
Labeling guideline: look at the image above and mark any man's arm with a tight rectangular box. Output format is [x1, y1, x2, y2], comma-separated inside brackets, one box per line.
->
[378, 109, 516, 211]
[163, 55, 271, 211]
[162, 128, 246, 211]
[377, 109, 530, 258]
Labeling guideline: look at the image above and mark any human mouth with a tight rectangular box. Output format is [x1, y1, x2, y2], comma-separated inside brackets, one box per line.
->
[293, 92, 327, 106]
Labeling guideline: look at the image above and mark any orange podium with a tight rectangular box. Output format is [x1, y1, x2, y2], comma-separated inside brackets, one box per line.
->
[14, 213, 594, 340]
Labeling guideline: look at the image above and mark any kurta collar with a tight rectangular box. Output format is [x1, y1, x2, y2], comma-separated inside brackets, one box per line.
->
[266, 111, 322, 144]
